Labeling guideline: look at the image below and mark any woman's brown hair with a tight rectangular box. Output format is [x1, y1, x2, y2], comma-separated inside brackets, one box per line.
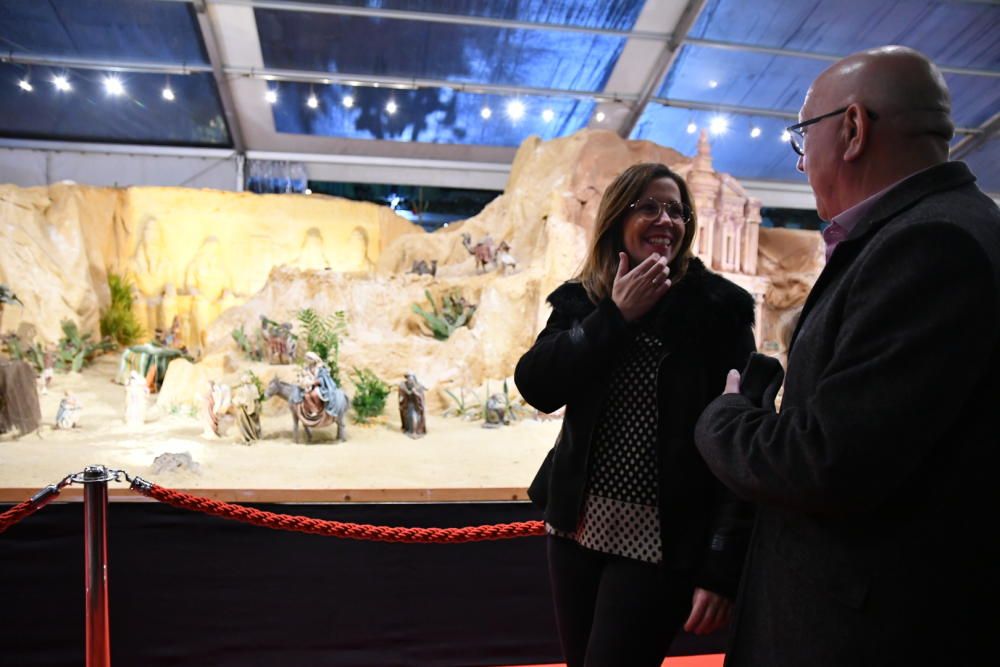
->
[576, 163, 698, 304]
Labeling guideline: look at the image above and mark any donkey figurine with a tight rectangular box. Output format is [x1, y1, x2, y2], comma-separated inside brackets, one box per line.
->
[264, 376, 348, 443]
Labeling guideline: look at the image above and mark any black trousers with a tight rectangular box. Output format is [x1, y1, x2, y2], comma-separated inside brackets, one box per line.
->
[547, 535, 694, 667]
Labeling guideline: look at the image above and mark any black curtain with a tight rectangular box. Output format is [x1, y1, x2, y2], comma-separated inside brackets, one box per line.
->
[0, 501, 724, 666]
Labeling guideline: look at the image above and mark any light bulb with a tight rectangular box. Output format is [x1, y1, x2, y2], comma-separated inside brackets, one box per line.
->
[506, 100, 525, 120]
[709, 116, 728, 135]
[385, 100, 397, 114]
[265, 89, 278, 104]
[750, 127, 762, 138]
[342, 95, 354, 108]
[480, 106, 492, 119]
[595, 111, 606, 122]
[542, 108, 554, 122]
[162, 87, 175, 101]
[781, 130, 792, 142]
[104, 76, 125, 97]
[307, 94, 319, 109]
[18, 79, 33, 92]
[686, 122, 697, 134]
[52, 75, 71, 92]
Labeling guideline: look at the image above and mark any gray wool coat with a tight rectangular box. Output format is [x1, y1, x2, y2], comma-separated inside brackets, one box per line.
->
[695, 161, 1000, 666]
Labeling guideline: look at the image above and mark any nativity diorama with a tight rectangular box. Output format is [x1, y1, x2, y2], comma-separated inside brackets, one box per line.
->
[0, 129, 823, 497]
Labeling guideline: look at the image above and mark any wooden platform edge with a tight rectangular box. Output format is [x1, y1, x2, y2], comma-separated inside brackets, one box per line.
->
[0, 486, 533, 504]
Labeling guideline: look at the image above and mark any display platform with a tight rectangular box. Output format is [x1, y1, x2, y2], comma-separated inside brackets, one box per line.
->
[0, 357, 559, 504]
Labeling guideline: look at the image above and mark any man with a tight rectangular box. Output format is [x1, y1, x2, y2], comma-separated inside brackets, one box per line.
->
[694, 46, 999, 665]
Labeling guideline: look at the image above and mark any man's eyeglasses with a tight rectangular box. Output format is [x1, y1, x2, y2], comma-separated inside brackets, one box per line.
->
[785, 106, 879, 156]
[629, 197, 693, 224]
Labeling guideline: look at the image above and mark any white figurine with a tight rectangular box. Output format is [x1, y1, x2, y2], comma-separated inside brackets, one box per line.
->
[202, 380, 233, 437]
[55, 393, 82, 429]
[124, 370, 149, 427]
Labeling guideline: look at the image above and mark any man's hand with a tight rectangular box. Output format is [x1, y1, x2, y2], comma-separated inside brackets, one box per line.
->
[611, 252, 672, 322]
[683, 587, 733, 635]
[723, 369, 740, 394]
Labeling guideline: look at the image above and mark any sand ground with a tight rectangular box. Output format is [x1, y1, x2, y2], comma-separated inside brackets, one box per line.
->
[0, 356, 559, 501]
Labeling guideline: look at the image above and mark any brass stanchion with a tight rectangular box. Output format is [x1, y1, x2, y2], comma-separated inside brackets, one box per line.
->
[82, 465, 112, 667]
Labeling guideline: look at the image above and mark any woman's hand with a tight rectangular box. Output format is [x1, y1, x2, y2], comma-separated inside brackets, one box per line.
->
[611, 252, 672, 322]
[683, 587, 733, 635]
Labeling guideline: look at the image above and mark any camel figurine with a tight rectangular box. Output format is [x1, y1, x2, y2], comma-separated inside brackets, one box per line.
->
[461, 233, 496, 274]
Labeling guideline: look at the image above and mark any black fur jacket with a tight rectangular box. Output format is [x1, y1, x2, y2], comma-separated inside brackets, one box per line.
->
[515, 257, 756, 595]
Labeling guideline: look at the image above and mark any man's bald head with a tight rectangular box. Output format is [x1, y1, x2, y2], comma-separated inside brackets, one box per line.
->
[810, 45, 954, 145]
[796, 46, 954, 220]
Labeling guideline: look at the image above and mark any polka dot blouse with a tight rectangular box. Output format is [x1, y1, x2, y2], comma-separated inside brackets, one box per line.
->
[549, 329, 664, 564]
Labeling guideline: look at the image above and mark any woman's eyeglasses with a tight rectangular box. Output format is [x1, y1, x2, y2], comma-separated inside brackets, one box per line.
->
[629, 197, 692, 224]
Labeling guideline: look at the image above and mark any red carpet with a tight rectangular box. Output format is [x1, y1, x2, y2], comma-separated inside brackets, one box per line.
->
[507, 654, 724, 667]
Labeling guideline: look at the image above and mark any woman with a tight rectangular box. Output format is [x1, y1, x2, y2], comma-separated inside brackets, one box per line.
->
[515, 163, 755, 666]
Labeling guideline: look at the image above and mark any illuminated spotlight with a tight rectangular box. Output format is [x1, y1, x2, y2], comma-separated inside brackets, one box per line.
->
[686, 122, 697, 134]
[480, 106, 492, 119]
[595, 111, 606, 122]
[708, 80, 719, 89]
[162, 86, 175, 101]
[506, 100, 525, 120]
[103, 76, 125, 97]
[18, 79, 33, 92]
[52, 75, 72, 92]
[385, 100, 398, 114]
[750, 126, 762, 138]
[781, 130, 792, 142]
[342, 95, 354, 108]
[265, 89, 278, 104]
[307, 94, 319, 109]
[709, 115, 729, 135]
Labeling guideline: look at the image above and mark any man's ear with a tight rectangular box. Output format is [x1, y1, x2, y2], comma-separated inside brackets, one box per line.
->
[842, 103, 870, 162]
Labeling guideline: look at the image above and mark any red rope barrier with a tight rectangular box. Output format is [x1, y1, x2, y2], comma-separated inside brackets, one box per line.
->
[133, 483, 545, 543]
[0, 482, 63, 534]
[0, 500, 44, 534]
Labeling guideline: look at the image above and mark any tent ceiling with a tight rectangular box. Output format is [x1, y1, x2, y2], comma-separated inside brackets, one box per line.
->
[1, 0, 998, 195]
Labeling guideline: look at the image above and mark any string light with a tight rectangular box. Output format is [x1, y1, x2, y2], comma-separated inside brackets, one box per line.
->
[686, 122, 697, 134]
[160, 74, 175, 101]
[480, 106, 492, 119]
[265, 88, 278, 104]
[595, 111, 606, 122]
[385, 100, 397, 114]
[342, 95, 354, 108]
[18, 79, 33, 92]
[506, 100, 525, 120]
[307, 86, 319, 109]
[52, 75, 71, 92]
[750, 127, 761, 138]
[541, 108, 554, 122]
[709, 115, 728, 135]
[103, 76, 125, 97]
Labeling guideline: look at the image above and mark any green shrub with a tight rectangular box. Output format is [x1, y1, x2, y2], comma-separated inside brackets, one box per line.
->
[350, 367, 390, 423]
[232, 325, 264, 361]
[297, 308, 347, 384]
[411, 289, 476, 341]
[99, 272, 144, 347]
[58, 319, 113, 372]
